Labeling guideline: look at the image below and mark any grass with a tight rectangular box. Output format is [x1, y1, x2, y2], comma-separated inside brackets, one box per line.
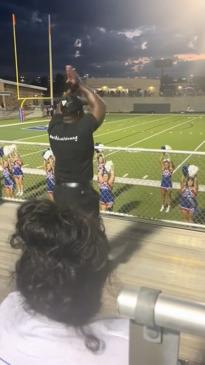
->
[1, 113, 205, 224]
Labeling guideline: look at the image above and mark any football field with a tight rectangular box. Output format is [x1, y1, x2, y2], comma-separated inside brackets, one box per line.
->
[1, 113, 205, 224]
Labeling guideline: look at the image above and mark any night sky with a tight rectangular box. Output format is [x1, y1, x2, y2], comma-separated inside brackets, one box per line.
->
[0, 0, 205, 79]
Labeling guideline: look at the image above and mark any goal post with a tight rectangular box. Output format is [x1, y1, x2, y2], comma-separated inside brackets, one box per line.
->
[12, 13, 54, 119]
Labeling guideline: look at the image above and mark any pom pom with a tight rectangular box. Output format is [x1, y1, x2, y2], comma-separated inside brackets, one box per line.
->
[105, 160, 113, 173]
[188, 165, 199, 178]
[182, 164, 189, 177]
[3, 144, 17, 157]
[43, 149, 54, 161]
[0, 147, 4, 157]
[95, 143, 104, 153]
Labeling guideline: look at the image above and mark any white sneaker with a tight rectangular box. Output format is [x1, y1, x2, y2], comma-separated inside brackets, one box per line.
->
[20, 191, 23, 196]
[165, 206, 170, 213]
[160, 205, 164, 212]
[16, 191, 20, 196]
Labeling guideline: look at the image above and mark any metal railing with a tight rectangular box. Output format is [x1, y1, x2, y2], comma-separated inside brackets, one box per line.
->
[117, 287, 205, 365]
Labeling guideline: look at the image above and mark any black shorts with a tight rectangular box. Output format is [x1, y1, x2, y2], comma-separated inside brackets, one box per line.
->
[54, 182, 99, 217]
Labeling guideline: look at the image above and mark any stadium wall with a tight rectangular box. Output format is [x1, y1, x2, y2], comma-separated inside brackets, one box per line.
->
[103, 96, 205, 113]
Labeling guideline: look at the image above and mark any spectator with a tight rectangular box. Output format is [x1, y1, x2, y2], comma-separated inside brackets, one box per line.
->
[48, 66, 106, 217]
[0, 199, 128, 364]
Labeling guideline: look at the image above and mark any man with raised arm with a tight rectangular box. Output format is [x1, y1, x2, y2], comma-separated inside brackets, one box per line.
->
[48, 66, 106, 216]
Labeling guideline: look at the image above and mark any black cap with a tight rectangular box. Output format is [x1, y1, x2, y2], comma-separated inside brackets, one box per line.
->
[60, 95, 83, 116]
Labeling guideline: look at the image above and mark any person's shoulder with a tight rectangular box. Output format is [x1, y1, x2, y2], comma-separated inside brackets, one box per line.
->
[0, 291, 23, 318]
[90, 317, 129, 339]
[79, 113, 99, 131]
[48, 113, 63, 128]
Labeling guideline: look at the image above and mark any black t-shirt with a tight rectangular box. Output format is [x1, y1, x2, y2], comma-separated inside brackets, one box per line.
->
[48, 113, 98, 184]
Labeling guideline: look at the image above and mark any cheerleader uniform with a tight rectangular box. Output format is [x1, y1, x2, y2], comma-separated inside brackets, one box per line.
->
[12, 160, 23, 178]
[3, 168, 14, 190]
[180, 187, 197, 213]
[160, 168, 172, 190]
[99, 181, 114, 206]
[46, 169, 55, 193]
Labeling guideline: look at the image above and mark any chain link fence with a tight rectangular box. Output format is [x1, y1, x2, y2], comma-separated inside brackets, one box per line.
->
[1, 139, 205, 228]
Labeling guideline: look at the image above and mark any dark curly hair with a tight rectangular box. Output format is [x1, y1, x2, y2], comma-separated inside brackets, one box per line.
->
[10, 199, 110, 350]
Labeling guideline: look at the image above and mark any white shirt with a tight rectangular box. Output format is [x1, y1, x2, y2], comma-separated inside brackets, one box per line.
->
[0, 292, 129, 365]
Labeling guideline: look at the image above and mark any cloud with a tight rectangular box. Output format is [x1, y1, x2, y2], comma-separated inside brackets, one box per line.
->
[141, 41, 148, 50]
[31, 11, 43, 24]
[118, 28, 143, 39]
[175, 53, 205, 62]
[97, 27, 106, 33]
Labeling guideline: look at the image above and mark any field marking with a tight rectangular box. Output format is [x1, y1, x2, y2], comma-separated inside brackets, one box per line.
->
[123, 173, 128, 177]
[0, 119, 49, 128]
[173, 140, 205, 174]
[21, 148, 46, 158]
[103, 115, 149, 125]
[127, 116, 198, 147]
[95, 115, 174, 138]
[17, 133, 48, 141]
[37, 165, 44, 169]
[105, 116, 198, 158]
[143, 175, 148, 179]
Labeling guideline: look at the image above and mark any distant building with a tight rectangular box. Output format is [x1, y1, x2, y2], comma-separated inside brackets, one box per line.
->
[85, 77, 160, 96]
[0, 79, 47, 110]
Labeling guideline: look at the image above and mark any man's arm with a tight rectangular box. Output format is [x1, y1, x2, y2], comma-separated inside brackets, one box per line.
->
[79, 84, 106, 126]
[65, 66, 106, 127]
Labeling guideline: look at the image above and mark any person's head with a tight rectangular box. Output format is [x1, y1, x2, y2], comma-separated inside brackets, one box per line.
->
[163, 159, 170, 169]
[3, 160, 8, 168]
[60, 95, 84, 120]
[10, 199, 110, 327]
[97, 153, 105, 165]
[102, 172, 109, 183]
[187, 177, 195, 188]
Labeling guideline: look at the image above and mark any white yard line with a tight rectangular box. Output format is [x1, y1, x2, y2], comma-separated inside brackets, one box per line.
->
[173, 140, 205, 174]
[95, 115, 173, 138]
[21, 148, 46, 158]
[0, 119, 49, 128]
[17, 133, 48, 141]
[105, 116, 198, 158]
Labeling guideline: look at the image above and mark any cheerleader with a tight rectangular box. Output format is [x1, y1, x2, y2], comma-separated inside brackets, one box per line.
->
[45, 158, 55, 201]
[2, 160, 14, 198]
[160, 158, 174, 213]
[98, 164, 115, 211]
[11, 155, 24, 196]
[180, 177, 198, 222]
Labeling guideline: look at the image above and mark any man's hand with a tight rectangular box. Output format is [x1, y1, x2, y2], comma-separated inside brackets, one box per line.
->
[65, 65, 81, 93]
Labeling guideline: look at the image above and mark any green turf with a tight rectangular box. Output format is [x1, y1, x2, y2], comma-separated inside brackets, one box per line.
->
[0, 113, 205, 224]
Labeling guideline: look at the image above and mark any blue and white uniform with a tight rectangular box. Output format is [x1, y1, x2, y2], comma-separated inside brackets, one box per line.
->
[12, 160, 23, 177]
[180, 187, 197, 212]
[99, 182, 114, 206]
[46, 170, 55, 193]
[3, 168, 14, 189]
[97, 162, 106, 175]
[160, 168, 172, 190]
